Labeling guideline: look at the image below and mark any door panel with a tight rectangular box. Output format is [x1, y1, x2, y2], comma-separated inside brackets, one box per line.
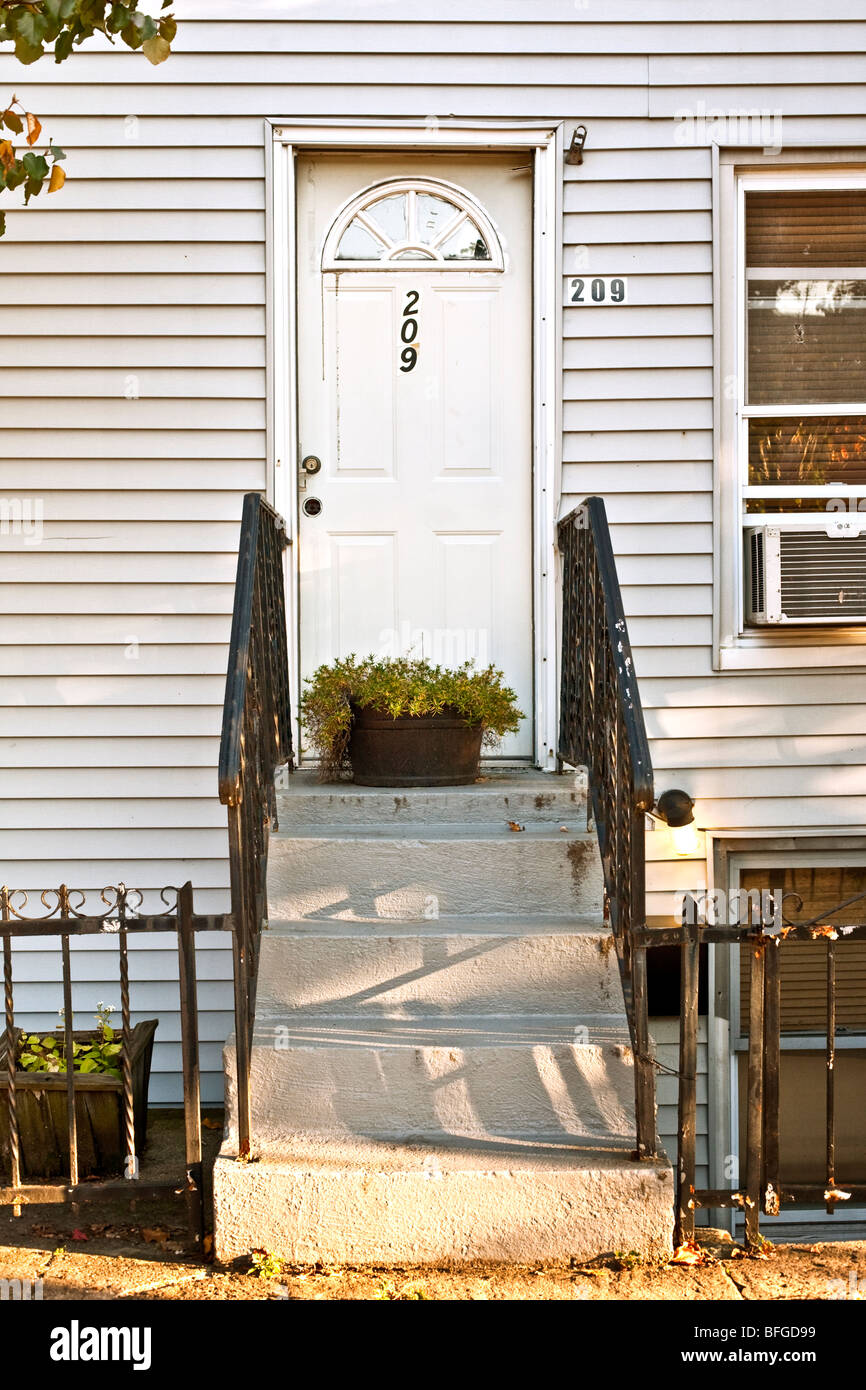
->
[296, 152, 533, 759]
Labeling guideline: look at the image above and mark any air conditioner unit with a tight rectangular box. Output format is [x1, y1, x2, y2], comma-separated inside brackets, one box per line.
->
[745, 521, 866, 626]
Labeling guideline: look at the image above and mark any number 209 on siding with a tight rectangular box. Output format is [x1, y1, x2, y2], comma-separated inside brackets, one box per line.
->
[570, 276, 628, 304]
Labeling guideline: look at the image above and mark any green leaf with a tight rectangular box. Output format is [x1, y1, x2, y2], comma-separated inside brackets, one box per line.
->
[54, 28, 74, 61]
[101, 1023, 114, 1041]
[3, 111, 24, 135]
[79, 0, 108, 29]
[0, 211, 6, 238]
[158, 15, 176, 42]
[12, 9, 51, 48]
[78, 1057, 99, 1073]
[49, 144, 67, 160]
[120, 18, 143, 49]
[14, 35, 44, 66]
[44, 0, 78, 19]
[22, 151, 48, 180]
[107, 3, 130, 33]
[141, 33, 170, 64]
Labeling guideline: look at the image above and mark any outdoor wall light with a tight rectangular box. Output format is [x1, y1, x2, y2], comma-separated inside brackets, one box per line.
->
[651, 788, 702, 856]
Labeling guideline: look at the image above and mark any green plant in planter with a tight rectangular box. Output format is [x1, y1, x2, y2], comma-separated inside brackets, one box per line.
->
[17, 1002, 123, 1079]
[300, 655, 524, 781]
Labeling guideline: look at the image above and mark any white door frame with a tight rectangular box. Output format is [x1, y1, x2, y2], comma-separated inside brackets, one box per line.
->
[265, 119, 563, 770]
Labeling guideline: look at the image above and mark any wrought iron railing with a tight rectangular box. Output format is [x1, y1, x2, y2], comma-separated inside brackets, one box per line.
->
[639, 889, 866, 1249]
[218, 492, 292, 1156]
[560, 497, 866, 1246]
[558, 496, 657, 1160]
[0, 881, 223, 1243]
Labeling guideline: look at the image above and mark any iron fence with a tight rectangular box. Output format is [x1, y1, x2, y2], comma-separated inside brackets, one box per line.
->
[0, 881, 227, 1245]
[558, 494, 865, 1247]
[638, 891, 866, 1248]
[218, 492, 293, 1156]
[1, 491, 292, 1236]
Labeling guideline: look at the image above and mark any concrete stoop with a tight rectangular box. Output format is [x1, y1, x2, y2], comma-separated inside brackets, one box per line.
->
[212, 1138, 673, 1265]
[212, 771, 674, 1264]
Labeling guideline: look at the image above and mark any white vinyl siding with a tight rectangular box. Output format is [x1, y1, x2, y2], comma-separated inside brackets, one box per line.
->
[2, 0, 866, 1094]
[651, 1016, 710, 1224]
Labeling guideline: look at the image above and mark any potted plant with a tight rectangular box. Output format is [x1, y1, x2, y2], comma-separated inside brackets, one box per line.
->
[0, 1004, 158, 1179]
[300, 655, 524, 786]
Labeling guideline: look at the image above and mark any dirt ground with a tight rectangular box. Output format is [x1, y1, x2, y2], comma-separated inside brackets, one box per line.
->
[2, 1111, 864, 1301]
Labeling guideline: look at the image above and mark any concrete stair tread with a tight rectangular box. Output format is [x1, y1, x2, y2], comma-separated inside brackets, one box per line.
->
[222, 1132, 655, 1171]
[263, 913, 612, 936]
[272, 823, 593, 842]
[275, 769, 585, 821]
[249, 1014, 632, 1048]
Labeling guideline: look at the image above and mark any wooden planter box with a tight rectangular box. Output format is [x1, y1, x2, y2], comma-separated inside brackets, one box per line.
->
[0, 1020, 158, 1179]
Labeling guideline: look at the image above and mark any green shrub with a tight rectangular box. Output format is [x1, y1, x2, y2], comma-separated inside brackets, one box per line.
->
[300, 654, 524, 781]
[17, 1002, 123, 1079]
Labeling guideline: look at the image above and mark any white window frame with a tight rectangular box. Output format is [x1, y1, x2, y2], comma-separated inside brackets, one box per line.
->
[265, 119, 563, 769]
[321, 176, 505, 271]
[714, 151, 866, 670]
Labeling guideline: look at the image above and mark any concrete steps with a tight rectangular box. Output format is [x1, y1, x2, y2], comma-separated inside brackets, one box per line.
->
[213, 771, 673, 1264]
[267, 825, 603, 922]
[223, 1015, 636, 1142]
[255, 915, 622, 1016]
[213, 1134, 673, 1265]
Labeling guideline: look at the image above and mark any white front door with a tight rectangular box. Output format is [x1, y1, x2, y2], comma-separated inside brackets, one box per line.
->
[295, 152, 534, 760]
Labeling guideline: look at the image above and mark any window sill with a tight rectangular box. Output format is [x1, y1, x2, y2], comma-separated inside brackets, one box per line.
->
[717, 635, 866, 671]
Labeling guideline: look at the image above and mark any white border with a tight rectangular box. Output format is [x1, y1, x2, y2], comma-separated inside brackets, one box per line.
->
[266, 119, 563, 768]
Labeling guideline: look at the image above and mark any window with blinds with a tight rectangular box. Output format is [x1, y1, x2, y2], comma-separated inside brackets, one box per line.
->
[739, 865, 866, 1033]
[744, 187, 866, 515]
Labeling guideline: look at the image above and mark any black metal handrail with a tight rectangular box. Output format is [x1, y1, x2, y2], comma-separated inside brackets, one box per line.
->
[218, 492, 292, 1156]
[558, 496, 657, 1160]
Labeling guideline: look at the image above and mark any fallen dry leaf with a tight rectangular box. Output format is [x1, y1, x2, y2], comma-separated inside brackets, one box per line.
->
[141, 1227, 170, 1247]
[202, 1117, 222, 1130]
[506, 820, 525, 832]
[669, 1242, 705, 1266]
[70, 1229, 89, 1242]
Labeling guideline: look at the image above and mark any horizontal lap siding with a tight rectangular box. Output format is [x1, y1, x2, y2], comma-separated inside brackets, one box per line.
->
[2, 4, 865, 1093]
[651, 1017, 710, 1219]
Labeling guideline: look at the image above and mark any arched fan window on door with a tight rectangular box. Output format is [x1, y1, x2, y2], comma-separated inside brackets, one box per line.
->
[321, 177, 505, 270]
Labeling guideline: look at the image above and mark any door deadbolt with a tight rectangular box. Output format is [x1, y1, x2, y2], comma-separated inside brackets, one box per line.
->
[303, 496, 323, 517]
[301, 454, 322, 475]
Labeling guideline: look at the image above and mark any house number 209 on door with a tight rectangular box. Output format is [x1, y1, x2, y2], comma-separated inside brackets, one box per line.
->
[400, 290, 419, 372]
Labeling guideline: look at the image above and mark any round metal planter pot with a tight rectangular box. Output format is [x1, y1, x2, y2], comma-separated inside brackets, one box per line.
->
[347, 703, 484, 787]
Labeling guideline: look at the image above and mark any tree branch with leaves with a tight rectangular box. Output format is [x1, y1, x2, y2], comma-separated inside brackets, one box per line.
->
[0, 1, 176, 235]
